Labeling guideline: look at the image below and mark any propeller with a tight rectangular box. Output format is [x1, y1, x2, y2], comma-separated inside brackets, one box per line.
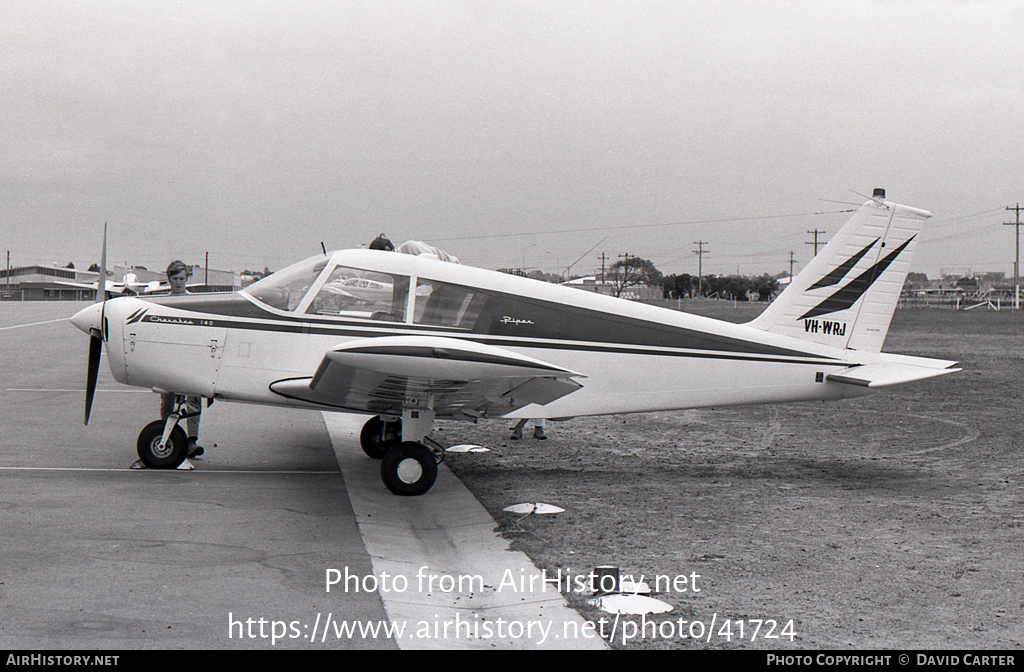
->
[84, 223, 107, 425]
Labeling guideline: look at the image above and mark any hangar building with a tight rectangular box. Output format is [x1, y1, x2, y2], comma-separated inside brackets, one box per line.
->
[0, 264, 240, 301]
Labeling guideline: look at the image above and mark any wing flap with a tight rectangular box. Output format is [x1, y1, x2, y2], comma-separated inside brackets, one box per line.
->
[270, 335, 584, 417]
[827, 362, 960, 388]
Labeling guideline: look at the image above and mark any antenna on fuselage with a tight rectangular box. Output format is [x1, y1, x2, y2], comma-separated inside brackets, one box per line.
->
[321, 242, 327, 256]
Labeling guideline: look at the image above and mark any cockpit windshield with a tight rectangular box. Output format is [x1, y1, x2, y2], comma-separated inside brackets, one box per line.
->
[242, 256, 328, 312]
[241, 251, 480, 328]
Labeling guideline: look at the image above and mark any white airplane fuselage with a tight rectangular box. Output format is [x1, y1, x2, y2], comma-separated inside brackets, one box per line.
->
[70, 196, 960, 492]
[78, 247, 950, 422]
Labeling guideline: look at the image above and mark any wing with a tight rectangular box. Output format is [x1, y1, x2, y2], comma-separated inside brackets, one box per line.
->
[269, 335, 585, 419]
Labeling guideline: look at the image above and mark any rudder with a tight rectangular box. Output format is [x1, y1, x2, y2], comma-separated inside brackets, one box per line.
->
[748, 192, 930, 352]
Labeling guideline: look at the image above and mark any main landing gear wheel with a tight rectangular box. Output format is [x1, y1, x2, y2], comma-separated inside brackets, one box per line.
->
[380, 442, 438, 496]
[360, 415, 402, 459]
[136, 420, 189, 469]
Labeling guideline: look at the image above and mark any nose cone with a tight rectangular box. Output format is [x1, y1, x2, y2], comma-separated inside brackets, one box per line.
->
[71, 302, 103, 336]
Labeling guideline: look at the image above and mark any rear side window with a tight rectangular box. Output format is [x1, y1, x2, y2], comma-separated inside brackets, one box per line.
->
[413, 279, 486, 329]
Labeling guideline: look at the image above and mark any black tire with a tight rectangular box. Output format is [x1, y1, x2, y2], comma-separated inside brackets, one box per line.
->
[359, 415, 402, 459]
[380, 442, 438, 496]
[136, 420, 189, 469]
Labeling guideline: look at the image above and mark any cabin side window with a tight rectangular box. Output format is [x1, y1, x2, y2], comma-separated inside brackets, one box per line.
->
[412, 279, 486, 329]
[307, 266, 409, 321]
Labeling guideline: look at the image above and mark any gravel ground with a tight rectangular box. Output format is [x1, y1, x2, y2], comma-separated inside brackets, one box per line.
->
[440, 303, 1024, 650]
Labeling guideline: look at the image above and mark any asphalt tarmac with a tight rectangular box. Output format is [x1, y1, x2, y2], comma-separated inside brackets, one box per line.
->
[0, 304, 390, 649]
[0, 302, 602, 650]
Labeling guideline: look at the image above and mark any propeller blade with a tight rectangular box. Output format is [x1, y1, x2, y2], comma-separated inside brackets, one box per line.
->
[85, 332, 102, 425]
[97, 223, 107, 301]
[85, 222, 108, 425]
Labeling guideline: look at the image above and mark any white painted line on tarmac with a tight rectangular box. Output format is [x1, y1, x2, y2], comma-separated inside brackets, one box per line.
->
[6, 388, 147, 393]
[0, 318, 71, 331]
[322, 412, 607, 650]
[0, 466, 338, 474]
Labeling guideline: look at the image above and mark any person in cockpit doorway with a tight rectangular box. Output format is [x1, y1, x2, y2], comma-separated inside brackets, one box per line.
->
[369, 234, 395, 251]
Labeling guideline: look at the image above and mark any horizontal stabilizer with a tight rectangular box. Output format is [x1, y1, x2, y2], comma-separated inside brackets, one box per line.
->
[827, 362, 960, 388]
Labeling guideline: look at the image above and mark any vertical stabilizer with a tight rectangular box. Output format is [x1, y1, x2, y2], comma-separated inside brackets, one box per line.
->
[748, 193, 930, 352]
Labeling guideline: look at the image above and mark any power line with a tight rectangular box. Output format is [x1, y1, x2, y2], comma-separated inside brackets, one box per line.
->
[561, 237, 606, 280]
[426, 209, 853, 243]
[627, 205, 1013, 271]
[920, 207, 1008, 244]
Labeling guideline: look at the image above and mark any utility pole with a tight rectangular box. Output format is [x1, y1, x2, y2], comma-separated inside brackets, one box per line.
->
[1005, 204, 1023, 310]
[693, 241, 708, 296]
[806, 229, 827, 256]
[205, 249, 209, 289]
[789, 251, 797, 281]
[616, 253, 631, 295]
[598, 251, 607, 282]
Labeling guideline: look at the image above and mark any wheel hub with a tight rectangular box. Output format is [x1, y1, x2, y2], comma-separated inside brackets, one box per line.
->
[150, 437, 173, 459]
[396, 457, 423, 484]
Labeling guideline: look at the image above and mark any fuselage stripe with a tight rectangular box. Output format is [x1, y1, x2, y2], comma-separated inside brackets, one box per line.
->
[137, 312, 838, 366]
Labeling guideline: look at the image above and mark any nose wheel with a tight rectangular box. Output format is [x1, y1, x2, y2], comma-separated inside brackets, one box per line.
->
[136, 420, 188, 469]
[135, 395, 199, 469]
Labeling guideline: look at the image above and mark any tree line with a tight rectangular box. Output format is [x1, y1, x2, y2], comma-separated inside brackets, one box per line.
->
[662, 272, 779, 301]
[608, 255, 779, 302]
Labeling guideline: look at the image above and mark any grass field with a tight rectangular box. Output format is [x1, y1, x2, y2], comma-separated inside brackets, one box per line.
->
[440, 302, 1024, 649]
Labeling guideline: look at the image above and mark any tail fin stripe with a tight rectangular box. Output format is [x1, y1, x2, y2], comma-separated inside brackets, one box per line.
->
[798, 235, 916, 320]
[807, 237, 880, 290]
[748, 197, 929, 353]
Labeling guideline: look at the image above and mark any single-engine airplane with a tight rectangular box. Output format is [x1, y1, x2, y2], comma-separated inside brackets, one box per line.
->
[58, 270, 167, 298]
[96, 272, 169, 297]
[71, 189, 959, 495]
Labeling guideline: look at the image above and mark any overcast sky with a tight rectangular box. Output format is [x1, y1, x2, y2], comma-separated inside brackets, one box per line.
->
[3, 0, 1023, 279]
